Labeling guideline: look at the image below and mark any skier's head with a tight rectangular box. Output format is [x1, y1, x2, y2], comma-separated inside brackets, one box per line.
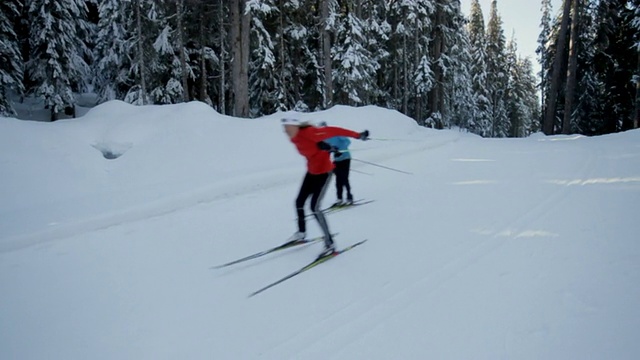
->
[281, 118, 309, 138]
[317, 121, 328, 127]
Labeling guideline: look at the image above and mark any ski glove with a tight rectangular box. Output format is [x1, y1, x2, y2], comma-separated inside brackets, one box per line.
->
[317, 141, 342, 156]
[317, 141, 332, 151]
[359, 130, 370, 141]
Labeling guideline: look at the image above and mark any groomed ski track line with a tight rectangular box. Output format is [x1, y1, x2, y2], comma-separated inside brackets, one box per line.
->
[1, 133, 460, 253]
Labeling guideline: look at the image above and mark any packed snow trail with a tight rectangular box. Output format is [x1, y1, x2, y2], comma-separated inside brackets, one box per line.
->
[1, 103, 639, 359]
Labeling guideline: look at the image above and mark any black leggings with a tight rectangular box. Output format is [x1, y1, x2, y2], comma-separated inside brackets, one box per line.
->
[333, 159, 352, 200]
[295, 172, 333, 244]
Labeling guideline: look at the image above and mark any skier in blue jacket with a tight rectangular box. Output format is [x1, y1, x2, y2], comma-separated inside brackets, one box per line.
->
[319, 121, 355, 207]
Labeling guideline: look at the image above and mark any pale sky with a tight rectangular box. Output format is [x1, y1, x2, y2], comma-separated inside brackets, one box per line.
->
[460, 0, 563, 63]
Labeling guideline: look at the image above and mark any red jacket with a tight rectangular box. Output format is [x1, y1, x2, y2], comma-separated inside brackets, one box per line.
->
[290, 126, 360, 174]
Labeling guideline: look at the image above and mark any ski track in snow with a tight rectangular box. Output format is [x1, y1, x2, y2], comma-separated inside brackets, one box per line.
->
[3, 103, 639, 359]
[258, 137, 604, 359]
[0, 134, 460, 254]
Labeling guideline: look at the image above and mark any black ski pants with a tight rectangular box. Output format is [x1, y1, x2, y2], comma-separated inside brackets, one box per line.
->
[333, 159, 352, 200]
[295, 172, 333, 245]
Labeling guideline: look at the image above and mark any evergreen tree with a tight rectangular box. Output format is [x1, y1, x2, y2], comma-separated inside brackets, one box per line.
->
[447, 18, 475, 130]
[207, 0, 229, 113]
[284, 0, 327, 112]
[572, 0, 606, 134]
[387, 0, 434, 122]
[518, 57, 541, 134]
[632, 2, 640, 129]
[188, 1, 218, 106]
[0, 0, 24, 117]
[123, 0, 159, 105]
[485, 0, 509, 137]
[505, 38, 538, 137]
[561, 0, 582, 134]
[26, 0, 91, 120]
[247, 0, 279, 116]
[425, 0, 449, 128]
[149, 0, 195, 105]
[361, 0, 391, 108]
[467, 0, 492, 136]
[536, 0, 553, 129]
[94, 0, 131, 103]
[593, 0, 638, 132]
[333, 1, 379, 106]
[543, 0, 571, 134]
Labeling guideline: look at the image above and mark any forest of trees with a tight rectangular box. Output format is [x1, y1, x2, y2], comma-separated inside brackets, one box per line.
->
[539, 0, 639, 135]
[0, 0, 638, 137]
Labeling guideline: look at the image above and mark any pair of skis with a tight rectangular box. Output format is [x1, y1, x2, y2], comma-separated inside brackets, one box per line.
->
[211, 234, 367, 297]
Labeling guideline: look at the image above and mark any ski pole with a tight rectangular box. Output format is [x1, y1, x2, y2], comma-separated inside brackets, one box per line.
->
[351, 168, 373, 176]
[351, 158, 413, 175]
[370, 137, 423, 142]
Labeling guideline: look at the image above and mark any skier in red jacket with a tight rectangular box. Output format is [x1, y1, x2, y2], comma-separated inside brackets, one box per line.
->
[282, 118, 369, 257]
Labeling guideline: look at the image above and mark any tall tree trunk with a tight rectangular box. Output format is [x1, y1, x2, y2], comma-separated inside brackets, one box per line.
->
[402, 8, 408, 115]
[415, 26, 421, 124]
[176, 0, 189, 102]
[428, 2, 445, 128]
[320, 0, 333, 108]
[543, 0, 571, 135]
[198, 5, 208, 104]
[239, 2, 250, 116]
[278, 0, 286, 108]
[562, 0, 580, 134]
[219, 0, 226, 114]
[136, 0, 147, 105]
[230, 0, 250, 117]
[635, 49, 640, 129]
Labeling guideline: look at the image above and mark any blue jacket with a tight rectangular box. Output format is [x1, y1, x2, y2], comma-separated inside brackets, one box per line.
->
[325, 136, 351, 162]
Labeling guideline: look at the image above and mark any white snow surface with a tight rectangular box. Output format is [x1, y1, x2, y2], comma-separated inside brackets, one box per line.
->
[1, 101, 639, 359]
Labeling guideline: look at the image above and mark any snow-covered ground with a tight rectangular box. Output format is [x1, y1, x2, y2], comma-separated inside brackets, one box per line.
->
[1, 102, 639, 359]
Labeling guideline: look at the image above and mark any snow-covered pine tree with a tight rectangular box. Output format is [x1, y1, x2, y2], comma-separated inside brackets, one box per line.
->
[505, 37, 538, 137]
[332, 1, 380, 106]
[427, 0, 468, 129]
[536, 0, 553, 128]
[361, 0, 391, 108]
[571, 0, 605, 135]
[190, 1, 218, 106]
[149, 0, 195, 105]
[543, 0, 571, 135]
[633, 2, 640, 129]
[446, 13, 475, 131]
[387, 0, 434, 122]
[26, 0, 91, 121]
[94, 0, 131, 103]
[0, 0, 24, 117]
[426, 0, 446, 128]
[207, 0, 229, 113]
[292, 0, 339, 111]
[123, 0, 159, 105]
[485, 0, 509, 137]
[592, 0, 638, 132]
[467, 0, 492, 136]
[517, 56, 541, 135]
[247, 0, 283, 116]
[317, 0, 336, 108]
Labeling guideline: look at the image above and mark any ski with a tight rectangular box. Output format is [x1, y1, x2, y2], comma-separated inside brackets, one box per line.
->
[249, 239, 368, 297]
[304, 199, 375, 219]
[210, 234, 334, 269]
[323, 199, 375, 214]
